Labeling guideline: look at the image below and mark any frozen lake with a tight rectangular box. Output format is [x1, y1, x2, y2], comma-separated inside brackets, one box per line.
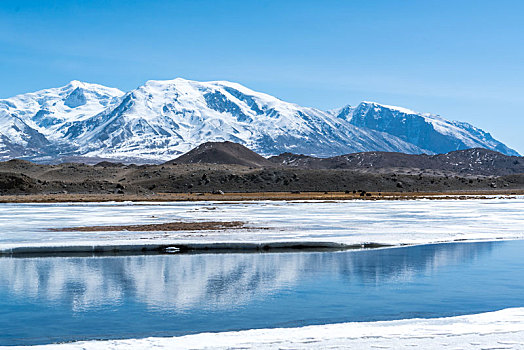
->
[2, 240, 524, 346]
[0, 197, 523, 252]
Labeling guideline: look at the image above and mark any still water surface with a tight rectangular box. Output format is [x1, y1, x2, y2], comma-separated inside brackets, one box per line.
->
[1, 240, 524, 345]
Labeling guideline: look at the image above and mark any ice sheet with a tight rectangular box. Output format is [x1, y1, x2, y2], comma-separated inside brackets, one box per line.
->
[0, 198, 523, 253]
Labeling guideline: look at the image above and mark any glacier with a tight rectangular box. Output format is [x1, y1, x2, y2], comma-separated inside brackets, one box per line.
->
[0, 78, 519, 163]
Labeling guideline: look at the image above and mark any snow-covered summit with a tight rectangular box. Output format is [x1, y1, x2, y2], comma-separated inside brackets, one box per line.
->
[0, 78, 519, 162]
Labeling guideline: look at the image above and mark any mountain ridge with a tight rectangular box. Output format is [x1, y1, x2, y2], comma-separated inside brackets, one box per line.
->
[0, 78, 519, 163]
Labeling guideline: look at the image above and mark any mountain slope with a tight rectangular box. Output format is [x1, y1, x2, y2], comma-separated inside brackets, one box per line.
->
[0, 78, 519, 162]
[0, 115, 55, 159]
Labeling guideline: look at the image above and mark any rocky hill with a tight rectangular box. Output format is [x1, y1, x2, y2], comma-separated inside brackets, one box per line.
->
[167, 141, 274, 168]
[0, 142, 523, 196]
[270, 148, 524, 176]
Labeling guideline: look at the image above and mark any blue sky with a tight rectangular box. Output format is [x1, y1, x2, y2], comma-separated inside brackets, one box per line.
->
[1, 0, 523, 153]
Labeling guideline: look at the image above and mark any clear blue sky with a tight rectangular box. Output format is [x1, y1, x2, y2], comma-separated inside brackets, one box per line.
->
[1, 0, 523, 153]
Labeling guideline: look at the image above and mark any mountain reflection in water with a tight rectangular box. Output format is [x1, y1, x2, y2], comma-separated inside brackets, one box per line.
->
[0, 242, 494, 313]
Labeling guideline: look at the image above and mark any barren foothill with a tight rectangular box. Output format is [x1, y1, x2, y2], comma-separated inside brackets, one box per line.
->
[0, 142, 523, 202]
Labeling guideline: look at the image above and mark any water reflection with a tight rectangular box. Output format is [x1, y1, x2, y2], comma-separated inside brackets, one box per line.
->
[0, 242, 495, 313]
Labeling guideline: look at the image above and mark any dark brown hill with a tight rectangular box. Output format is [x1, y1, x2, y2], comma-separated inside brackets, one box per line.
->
[0, 144, 523, 196]
[269, 148, 524, 176]
[166, 141, 274, 168]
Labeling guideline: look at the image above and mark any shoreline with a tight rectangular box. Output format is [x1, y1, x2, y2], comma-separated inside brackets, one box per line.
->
[2, 237, 521, 258]
[0, 241, 371, 257]
[0, 190, 523, 203]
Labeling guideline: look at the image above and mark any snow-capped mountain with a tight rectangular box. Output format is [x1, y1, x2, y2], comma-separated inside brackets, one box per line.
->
[62, 78, 425, 160]
[0, 81, 124, 160]
[0, 78, 519, 162]
[340, 101, 519, 156]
